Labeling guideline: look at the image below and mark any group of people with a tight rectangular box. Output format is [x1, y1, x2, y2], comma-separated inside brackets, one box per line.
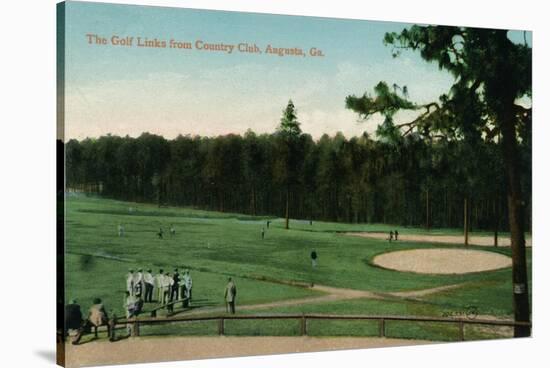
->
[64, 274, 238, 345]
[65, 298, 116, 345]
[388, 230, 399, 242]
[126, 268, 193, 311]
[65, 218, 329, 343]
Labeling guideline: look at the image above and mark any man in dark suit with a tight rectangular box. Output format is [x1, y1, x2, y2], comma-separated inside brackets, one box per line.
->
[65, 300, 83, 339]
[224, 277, 237, 314]
[171, 268, 180, 302]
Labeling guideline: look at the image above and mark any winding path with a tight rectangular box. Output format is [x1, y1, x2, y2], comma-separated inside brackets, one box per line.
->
[177, 282, 466, 317]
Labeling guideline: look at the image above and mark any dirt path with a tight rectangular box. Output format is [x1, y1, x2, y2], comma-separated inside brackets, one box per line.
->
[386, 283, 465, 298]
[179, 286, 382, 317]
[345, 232, 532, 247]
[65, 336, 432, 367]
[177, 282, 466, 317]
[63, 283, 484, 367]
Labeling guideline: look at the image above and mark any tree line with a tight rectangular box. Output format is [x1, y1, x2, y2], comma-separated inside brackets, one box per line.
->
[65, 103, 530, 234]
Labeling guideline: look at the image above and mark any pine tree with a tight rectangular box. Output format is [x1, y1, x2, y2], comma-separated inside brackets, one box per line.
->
[278, 100, 302, 136]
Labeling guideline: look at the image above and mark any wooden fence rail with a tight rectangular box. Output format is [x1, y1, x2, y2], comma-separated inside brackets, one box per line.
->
[115, 314, 531, 341]
[149, 297, 190, 317]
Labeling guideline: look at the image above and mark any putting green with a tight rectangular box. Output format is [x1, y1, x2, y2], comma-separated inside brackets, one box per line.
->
[372, 248, 512, 275]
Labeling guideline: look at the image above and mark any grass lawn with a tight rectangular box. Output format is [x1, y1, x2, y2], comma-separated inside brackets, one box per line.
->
[65, 195, 531, 340]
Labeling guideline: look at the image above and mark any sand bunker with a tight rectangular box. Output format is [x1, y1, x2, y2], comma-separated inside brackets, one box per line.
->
[372, 248, 512, 274]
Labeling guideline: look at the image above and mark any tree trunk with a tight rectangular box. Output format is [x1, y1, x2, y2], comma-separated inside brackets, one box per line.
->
[493, 196, 499, 247]
[219, 188, 224, 212]
[463, 197, 469, 246]
[425, 189, 430, 230]
[447, 192, 452, 229]
[285, 185, 290, 230]
[500, 110, 531, 337]
[251, 186, 257, 216]
[157, 178, 162, 208]
[365, 193, 369, 223]
[310, 196, 314, 225]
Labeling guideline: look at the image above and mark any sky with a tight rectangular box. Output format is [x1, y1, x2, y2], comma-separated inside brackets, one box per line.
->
[62, 1, 532, 141]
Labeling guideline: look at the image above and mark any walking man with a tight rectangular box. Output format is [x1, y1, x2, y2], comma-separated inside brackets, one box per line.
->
[394, 230, 399, 241]
[389, 231, 394, 242]
[224, 277, 237, 314]
[144, 269, 155, 302]
[261, 227, 265, 240]
[157, 227, 164, 239]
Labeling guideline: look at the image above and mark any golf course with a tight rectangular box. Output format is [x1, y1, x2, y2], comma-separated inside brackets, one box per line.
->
[65, 194, 531, 343]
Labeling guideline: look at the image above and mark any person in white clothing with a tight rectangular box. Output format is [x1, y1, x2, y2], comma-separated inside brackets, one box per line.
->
[124, 291, 137, 335]
[182, 269, 193, 305]
[126, 270, 135, 296]
[163, 272, 174, 312]
[154, 269, 164, 304]
[118, 223, 125, 237]
[133, 269, 144, 298]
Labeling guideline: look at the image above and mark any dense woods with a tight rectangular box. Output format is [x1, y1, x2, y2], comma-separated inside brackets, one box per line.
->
[64, 120, 530, 233]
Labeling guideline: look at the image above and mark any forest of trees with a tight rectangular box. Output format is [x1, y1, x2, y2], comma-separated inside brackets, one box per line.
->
[64, 101, 531, 234]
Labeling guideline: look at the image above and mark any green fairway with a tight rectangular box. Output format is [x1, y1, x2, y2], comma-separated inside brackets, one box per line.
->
[65, 195, 531, 340]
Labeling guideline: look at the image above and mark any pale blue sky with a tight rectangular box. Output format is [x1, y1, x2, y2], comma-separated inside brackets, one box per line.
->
[63, 1, 531, 140]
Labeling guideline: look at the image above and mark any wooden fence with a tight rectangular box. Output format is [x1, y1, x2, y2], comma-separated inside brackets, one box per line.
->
[149, 297, 190, 317]
[116, 313, 531, 341]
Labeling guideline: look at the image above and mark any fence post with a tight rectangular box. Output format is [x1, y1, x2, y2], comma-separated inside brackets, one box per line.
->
[300, 316, 307, 336]
[132, 319, 140, 337]
[378, 318, 385, 337]
[218, 318, 225, 335]
[458, 321, 464, 341]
